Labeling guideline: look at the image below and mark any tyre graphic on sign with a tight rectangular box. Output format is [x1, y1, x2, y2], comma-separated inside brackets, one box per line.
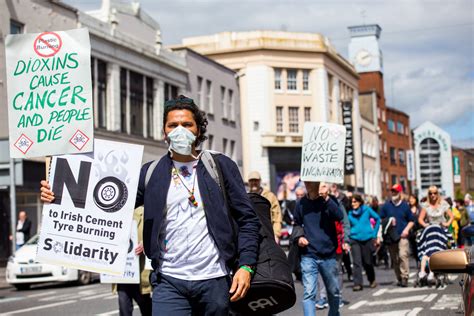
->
[93, 176, 128, 213]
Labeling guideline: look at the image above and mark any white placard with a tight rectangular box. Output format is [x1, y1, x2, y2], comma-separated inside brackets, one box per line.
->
[100, 220, 140, 284]
[5, 28, 93, 158]
[36, 139, 143, 275]
[300, 122, 346, 183]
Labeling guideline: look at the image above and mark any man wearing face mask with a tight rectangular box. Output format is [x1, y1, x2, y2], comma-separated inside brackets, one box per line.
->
[379, 184, 415, 287]
[41, 95, 260, 316]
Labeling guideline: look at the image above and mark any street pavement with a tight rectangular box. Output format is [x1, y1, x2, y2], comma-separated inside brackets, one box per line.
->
[0, 261, 465, 315]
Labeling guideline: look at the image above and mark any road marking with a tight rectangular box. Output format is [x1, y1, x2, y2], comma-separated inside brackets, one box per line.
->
[431, 294, 463, 310]
[359, 294, 429, 306]
[27, 290, 57, 298]
[407, 307, 423, 315]
[0, 297, 23, 304]
[423, 294, 438, 302]
[96, 305, 138, 315]
[39, 293, 79, 302]
[348, 300, 368, 310]
[3, 300, 77, 315]
[81, 292, 113, 301]
[372, 289, 387, 296]
[104, 295, 117, 300]
[359, 310, 419, 316]
[373, 286, 438, 296]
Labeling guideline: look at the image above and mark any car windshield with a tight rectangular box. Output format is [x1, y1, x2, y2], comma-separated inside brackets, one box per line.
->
[25, 235, 39, 245]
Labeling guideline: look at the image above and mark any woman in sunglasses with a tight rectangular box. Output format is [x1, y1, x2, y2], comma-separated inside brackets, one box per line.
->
[416, 186, 454, 283]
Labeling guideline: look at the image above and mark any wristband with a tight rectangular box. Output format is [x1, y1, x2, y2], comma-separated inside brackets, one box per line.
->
[240, 265, 254, 275]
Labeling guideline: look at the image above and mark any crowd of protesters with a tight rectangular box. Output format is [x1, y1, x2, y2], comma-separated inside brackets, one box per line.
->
[279, 180, 474, 316]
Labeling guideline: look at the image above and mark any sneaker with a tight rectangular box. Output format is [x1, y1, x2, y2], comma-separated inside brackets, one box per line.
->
[315, 298, 328, 309]
[353, 285, 363, 291]
[427, 272, 435, 282]
[418, 271, 427, 279]
[339, 300, 345, 308]
[370, 281, 377, 288]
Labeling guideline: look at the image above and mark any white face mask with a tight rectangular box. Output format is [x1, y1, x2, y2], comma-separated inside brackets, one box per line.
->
[167, 125, 196, 156]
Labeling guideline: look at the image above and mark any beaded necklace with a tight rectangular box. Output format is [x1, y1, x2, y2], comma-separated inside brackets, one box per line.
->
[172, 164, 198, 207]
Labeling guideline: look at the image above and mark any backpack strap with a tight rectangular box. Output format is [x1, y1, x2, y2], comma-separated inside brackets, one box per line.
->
[144, 160, 159, 189]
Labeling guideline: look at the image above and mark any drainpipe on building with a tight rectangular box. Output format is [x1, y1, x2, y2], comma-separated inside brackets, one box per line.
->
[10, 158, 17, 255]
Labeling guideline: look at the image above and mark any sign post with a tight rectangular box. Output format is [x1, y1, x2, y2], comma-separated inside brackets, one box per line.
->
[300, 122, 347, 184]
[5, 28, 94, 158]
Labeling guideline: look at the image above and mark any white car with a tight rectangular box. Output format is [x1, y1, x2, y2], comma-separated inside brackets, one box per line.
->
[6, 235, 95, 290]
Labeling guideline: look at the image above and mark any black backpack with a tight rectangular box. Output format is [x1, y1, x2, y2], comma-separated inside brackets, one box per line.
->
[145, 151, 296, 315]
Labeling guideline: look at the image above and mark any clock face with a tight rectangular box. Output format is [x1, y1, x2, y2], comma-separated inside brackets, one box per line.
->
[355, 49, 373, 67]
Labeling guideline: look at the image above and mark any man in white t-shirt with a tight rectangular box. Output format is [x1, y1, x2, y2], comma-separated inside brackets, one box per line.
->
[41, 95, 260, 316]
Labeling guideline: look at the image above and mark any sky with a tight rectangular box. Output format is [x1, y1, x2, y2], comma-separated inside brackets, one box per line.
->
[69, 0, 474, 148]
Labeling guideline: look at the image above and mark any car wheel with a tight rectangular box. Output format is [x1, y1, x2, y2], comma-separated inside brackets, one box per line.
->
[14, 284, 30, 291]
[77, 270, 92, 285]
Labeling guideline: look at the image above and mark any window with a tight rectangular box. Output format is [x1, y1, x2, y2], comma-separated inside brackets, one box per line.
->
[10, 20, 23, 34]
[388, 119, 396, 132]
[146, 77, 154, 138]
[400, 176, 407, 191]
[220, 86, 227, 118]
[129, 71, 144, 136]
[391, 175, 398, 186]
[382, 110, 386, 122]
[390, 147, 397, 164]
[419, 138, 442, 190]
[197, 76, 203, 109]
[398, 149, 405, 165]
[385, 172, 389, 184]
[397, 121, 404, 134]
[230, 140, 236, 160]
[287, 69, 297, 90]
[377, 108, 381, 120]
[120, 68, 128, 133]
[228, 89, 234, 121]
[383, 141, 387, 154]
[274, 68, 282, 90]
[97, 59, 107, 129]
[223, 138, 228, 155]
[288, 107, 299, 133]
[207, 135, 214, 150]
[304, 107, 311, 122]
[206, 80, 213, 113]
[303, 70, 309, 90]
[276, 106, 283, 132]
[164, 83, 178, 101]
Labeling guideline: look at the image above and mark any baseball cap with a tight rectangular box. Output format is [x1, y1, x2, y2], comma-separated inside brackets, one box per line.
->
[391, 184, 403, 193]
[248, 171, 261, 181]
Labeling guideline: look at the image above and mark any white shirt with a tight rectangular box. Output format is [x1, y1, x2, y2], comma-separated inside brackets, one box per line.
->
[158, 160, 227, 280]
[16, 220, 25, 245]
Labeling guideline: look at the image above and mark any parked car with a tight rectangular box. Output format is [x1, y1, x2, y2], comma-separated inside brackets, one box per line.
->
[6, 235, 97, 290]
[430, 225, 474, 316]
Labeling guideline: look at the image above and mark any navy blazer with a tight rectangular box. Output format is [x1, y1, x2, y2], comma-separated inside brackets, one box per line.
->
[136, 153, 260, 269]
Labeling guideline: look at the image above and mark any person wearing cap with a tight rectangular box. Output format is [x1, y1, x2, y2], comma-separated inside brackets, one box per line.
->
[379, 184, 415, 287]
[248, 171, 282, 244]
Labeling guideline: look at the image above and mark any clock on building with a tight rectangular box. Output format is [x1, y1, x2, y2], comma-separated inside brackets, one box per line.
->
[355, 49, 373, 67]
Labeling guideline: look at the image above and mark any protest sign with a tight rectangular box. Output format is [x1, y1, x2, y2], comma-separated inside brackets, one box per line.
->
[5, 28, 93, 158]
[100, 220, 140, 284]
[36, 139, 143, 275]
[300, 122, 346, 183]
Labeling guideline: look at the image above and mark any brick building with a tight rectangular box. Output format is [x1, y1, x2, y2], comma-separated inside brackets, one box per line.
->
[452, 147, 474, 198]
[385, 107, 411, 195]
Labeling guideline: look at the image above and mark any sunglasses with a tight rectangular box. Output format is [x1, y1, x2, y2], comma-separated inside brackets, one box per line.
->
[164, 97, 194, 108]
[428, 192, 438, 196]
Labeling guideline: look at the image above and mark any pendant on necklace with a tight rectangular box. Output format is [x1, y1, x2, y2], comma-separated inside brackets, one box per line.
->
[188, 191, 198, 207]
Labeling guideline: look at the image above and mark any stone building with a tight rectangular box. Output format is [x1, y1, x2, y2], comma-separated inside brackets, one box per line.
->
[180, 31, 364, 198]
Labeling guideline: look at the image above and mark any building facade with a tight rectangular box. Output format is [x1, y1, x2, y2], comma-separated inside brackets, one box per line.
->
[413, 121, 454, 199]
[171, 48, 243, 168]
[452, 147, 474, 198]
[180, 31, 364, 198]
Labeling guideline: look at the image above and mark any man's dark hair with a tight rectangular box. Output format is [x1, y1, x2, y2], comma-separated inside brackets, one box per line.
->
[163, 95, 208, 147]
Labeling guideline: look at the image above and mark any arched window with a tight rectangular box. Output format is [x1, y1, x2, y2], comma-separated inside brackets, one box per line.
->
[419, 138, 442, 190]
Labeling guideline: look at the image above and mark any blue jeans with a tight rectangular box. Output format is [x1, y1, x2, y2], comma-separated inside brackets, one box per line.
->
[301, 256, 340, 316]
[151, 273, 230, 316]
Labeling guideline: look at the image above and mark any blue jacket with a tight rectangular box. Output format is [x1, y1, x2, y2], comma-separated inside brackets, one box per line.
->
[294, 196, 344, 259]
[349, 205, 381, 242]
[380, 200, 414, 235]
[135, 153, 261, 268]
